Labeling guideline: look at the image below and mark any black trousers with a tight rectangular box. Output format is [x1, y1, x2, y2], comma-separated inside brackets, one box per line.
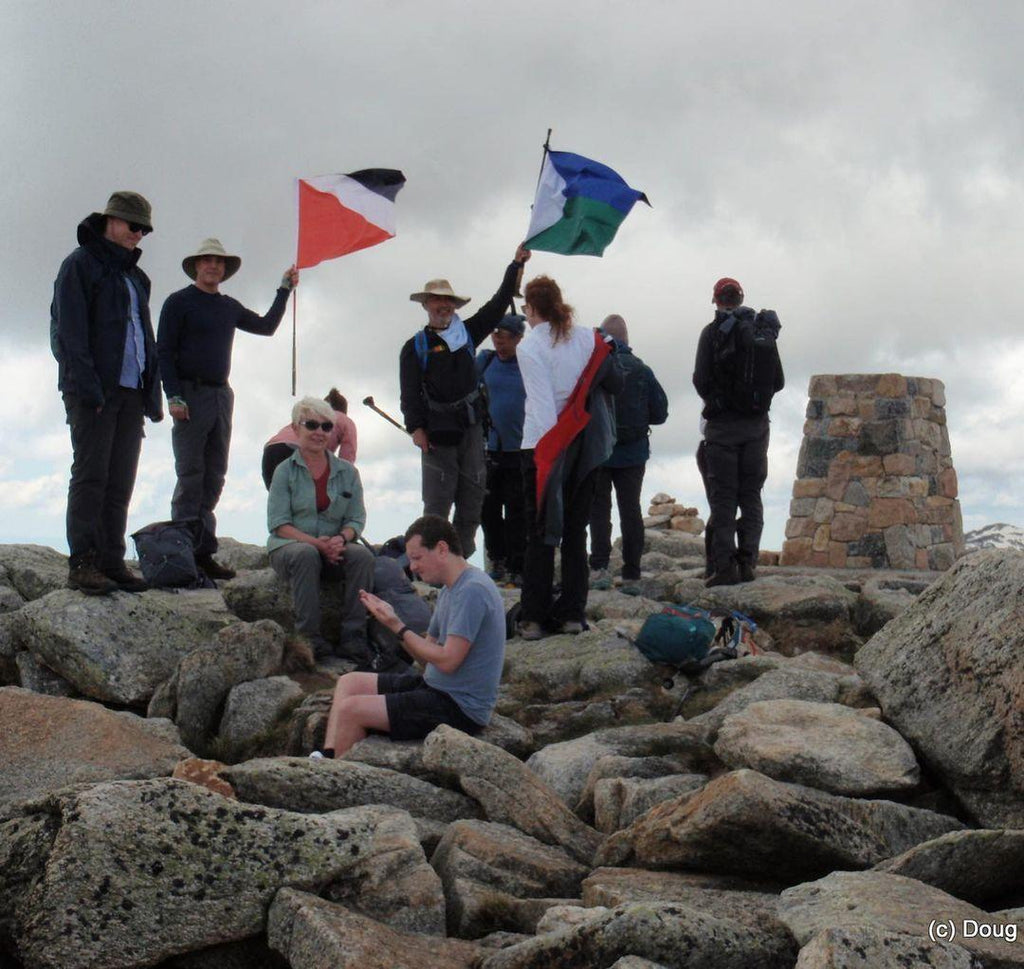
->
[703, 415, 770, 573]
[64, 388, 144, 570]
[520, 450, 597, 627]
[480, 451, 526, 573]
[588, 464, 647, 579]
[696, 440, 713, 572]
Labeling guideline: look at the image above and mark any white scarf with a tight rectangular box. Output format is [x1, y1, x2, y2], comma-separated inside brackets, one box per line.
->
[432, 313, 469, 353]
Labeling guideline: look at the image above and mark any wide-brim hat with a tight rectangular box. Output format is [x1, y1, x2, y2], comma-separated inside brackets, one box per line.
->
[96, 190, 153, 230]
[409, 279, 470, 309]
[183, 238, 242, 281]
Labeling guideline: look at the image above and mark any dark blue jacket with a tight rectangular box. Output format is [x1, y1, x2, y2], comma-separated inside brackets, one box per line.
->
[50, 214, 162, 420]
[605, 342, 669, 468]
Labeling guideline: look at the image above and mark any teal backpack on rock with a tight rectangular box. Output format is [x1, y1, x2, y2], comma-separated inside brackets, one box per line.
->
[635, 605, 717, 667]
[633, 605, 759, 675]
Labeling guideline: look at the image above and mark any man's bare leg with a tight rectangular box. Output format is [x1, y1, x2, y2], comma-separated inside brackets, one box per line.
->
[324, 672, 391, 755]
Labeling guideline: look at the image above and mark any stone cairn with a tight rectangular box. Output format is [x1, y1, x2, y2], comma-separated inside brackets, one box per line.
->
[781, 374, 964, 570]
[644, 492, 704, 535]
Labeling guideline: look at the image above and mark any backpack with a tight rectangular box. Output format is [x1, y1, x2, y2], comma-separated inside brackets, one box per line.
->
[131, 519, 211, 589]
[613, 351, 652, 445]
[714, 308, 781, 415]
[632, 605, 759, 675]
[365, 555, 433, 673]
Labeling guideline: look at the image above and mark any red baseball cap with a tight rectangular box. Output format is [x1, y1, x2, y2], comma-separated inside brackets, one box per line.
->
[712, 277, 743, 302]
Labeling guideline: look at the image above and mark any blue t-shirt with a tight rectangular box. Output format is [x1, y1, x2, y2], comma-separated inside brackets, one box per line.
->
[423, 566, 506, 725]
[477, 350, 526, 452]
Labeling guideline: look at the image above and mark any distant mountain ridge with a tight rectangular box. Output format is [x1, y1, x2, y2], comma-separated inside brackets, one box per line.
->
[963, 522, 1024, 553]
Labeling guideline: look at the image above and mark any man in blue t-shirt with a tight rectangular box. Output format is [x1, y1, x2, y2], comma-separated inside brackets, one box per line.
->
[477, 313, 528, 584]
[316, 515, 506, 758]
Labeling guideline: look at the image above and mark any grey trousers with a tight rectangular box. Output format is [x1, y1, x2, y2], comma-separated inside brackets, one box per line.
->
[269, 540, 375, 655]
[421, 422, 486, 557]
[171, 381, 233, 556]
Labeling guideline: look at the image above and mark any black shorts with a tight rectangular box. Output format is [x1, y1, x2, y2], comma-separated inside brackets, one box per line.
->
[377, 672, 483, 741]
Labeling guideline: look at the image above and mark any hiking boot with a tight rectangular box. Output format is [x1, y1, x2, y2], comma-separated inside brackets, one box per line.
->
[590, 568, 612, 591]
[739, 562, 757, 583]
[103, 565, 148, 593]
[196, 555, 236, 580]
[555, 620, 584, 635]
[518, 621, 545, 641]
[705, 564, 741, 588]
[67, 559, 118, 596]
[620, 582, 642, 597]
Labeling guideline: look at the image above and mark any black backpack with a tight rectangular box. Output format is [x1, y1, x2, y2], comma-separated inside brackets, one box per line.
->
[714, 308, 781, 415]
[613, 351, 652, 445]
[131, 519, 213, 589]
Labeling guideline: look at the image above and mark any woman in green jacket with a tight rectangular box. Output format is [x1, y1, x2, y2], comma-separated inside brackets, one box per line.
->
[268, 396, 374, 664]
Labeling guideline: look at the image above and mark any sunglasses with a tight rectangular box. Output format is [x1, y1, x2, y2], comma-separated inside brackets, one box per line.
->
[300, 419, 333, 432]
[127, 222, 153, 236]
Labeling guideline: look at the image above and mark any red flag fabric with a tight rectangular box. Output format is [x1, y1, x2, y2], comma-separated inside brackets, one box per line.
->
[296, 169, 405, 269]
[533, 331, 612, 509]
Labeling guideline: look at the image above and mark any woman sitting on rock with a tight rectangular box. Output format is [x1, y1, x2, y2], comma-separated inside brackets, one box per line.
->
[267, 396, 374, 664]
[262, 387, 358, 488]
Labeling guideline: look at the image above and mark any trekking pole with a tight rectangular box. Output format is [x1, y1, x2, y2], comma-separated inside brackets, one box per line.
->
[361, 396, 486, 495]
[362, 396, 407, 433]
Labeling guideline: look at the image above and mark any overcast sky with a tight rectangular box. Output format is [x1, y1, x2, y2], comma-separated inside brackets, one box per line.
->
[2, 0, 1022, 563]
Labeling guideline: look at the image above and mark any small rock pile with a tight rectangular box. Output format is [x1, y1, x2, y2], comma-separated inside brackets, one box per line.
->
[644, 492, 704, 535]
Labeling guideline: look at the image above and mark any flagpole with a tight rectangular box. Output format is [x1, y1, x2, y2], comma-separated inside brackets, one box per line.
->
[513, 128, 553, 314]
[292, 178, 300, 396]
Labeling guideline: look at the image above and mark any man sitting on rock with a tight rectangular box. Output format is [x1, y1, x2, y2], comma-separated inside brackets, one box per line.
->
[314, 515, 506, 758]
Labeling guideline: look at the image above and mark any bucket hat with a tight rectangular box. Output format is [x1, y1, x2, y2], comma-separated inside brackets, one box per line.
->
[96, 191, 153, 230]
[409, 279, 470, 308]
[182, 238, 242, 281]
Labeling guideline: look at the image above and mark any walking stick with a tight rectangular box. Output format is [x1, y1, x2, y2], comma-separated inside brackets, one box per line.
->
[362, 396, 407, 433]
[361, 397, 486, 495]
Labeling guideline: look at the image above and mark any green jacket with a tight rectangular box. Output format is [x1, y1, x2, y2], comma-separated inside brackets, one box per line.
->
[267, 450, 365, 553]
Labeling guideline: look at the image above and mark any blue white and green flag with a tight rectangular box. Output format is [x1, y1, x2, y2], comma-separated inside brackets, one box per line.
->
[524, 150, 648, 257]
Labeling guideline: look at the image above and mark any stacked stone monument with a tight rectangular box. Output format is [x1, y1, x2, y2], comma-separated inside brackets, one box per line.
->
[644, 492, 704, 535]
[781, 374, 963, 570]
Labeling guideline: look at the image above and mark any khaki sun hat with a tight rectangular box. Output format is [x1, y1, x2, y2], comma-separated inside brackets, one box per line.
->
[182, 238, 242, 281]
[96, 191, 153, 230]
[409, 279, 470, 308]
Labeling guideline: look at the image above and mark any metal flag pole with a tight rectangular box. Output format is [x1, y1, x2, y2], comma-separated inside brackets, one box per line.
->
[292, 177, 300, 396]
[514, 127, 553, 314]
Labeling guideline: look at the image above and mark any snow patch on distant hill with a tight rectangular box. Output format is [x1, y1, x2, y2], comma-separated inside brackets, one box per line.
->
[963, 522, 1024, 553]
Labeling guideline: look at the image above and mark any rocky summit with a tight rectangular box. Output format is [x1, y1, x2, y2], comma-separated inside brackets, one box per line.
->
[1, 539, 1022, 969]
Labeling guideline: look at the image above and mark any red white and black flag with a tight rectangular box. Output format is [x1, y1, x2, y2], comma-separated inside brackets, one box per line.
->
[296, 168, 406, 269]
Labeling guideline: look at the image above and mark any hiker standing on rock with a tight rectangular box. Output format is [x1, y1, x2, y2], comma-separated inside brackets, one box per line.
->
[399, 246, 530, 558]
[477, 313, 529, 586]
[158, 238, 298, 580]
[588, 314, 669, 595]
[51, 191, 163, 595]
[315, 515, 506, 757]
[516, 276, 622, 641]
[692, 277, 784, 587]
